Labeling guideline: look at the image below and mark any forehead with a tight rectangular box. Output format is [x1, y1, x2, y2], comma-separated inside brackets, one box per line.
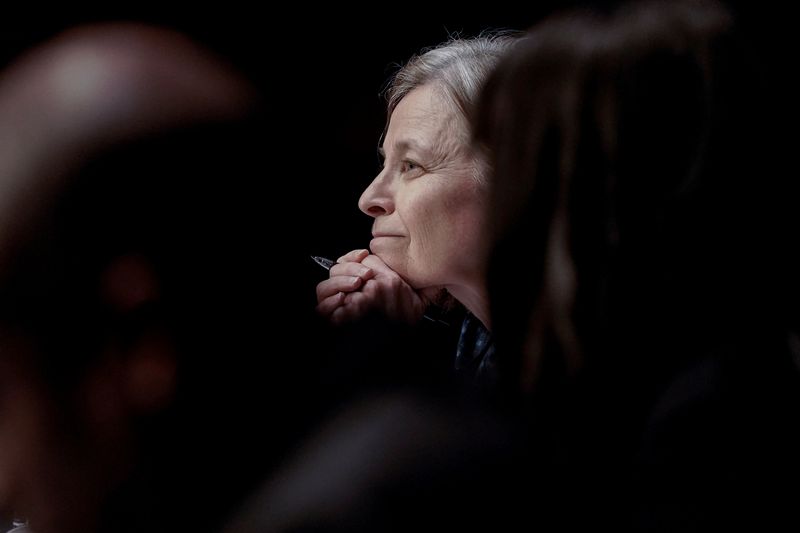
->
[384, 84, 463, 150]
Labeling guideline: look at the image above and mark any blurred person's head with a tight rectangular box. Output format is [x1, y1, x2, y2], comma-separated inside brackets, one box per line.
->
[357, 35, 516, 323]
[473, 0, 768, 392]
[0, 23, 281, 533]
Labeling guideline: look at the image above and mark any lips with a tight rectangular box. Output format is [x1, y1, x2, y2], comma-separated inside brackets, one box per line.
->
[371, 232, 404, 238]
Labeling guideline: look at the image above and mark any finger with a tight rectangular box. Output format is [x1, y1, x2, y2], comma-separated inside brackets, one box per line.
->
[337, 249, 369, 264]
[359, 254, 403, 278]
[315, 291, 345, 317]
[329, 262, 375, 280]
[330, 303, 364, 325]
[334, 291, 371, 323]
[342, 290, 368, 308]
[330, 306, 347, 325]
[315, 276, 364, 301]
[359, 277, 425, 324]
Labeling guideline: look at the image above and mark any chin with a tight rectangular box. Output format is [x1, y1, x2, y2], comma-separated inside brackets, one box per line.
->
[370, 250, 411, 282]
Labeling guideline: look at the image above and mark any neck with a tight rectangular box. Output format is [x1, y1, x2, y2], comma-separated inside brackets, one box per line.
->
[446, 282, 491, 331]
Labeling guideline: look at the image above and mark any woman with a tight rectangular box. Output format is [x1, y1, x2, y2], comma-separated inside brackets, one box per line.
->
[474, 0, 798, 529]
[0, 23, 302, 533]
[316, 35, 516, 385]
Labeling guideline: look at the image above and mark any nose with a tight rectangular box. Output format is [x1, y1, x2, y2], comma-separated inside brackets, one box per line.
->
[358, 172, 394, 218]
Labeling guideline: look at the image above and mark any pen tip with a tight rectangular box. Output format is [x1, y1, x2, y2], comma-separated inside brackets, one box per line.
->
[310, 255, 335, 271]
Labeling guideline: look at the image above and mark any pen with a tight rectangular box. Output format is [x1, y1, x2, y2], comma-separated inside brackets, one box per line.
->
[310, 255, 449, 326]
[311, 255, 336, 270]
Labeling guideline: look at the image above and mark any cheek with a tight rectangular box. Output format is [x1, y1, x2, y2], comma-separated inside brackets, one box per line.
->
[439, 209, 486, 268]
[406, 183, 487, 281]
[403, 196, 444, 265]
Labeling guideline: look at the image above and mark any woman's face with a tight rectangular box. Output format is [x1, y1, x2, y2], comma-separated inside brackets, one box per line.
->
[358, 84, 488, 290]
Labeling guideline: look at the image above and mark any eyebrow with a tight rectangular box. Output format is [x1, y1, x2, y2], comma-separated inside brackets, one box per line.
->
[378, 139, 429, 159]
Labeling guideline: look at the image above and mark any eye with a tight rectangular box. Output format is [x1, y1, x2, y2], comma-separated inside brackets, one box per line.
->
[400, 160, 422, 174]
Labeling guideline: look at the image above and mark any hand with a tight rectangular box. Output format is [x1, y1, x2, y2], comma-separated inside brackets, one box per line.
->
[316, 249, 375, 320]
[316, 250, 427, 325]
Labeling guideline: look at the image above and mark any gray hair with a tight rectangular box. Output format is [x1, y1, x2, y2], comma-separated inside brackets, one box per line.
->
[384, 34, 518, 158]
[387, 33, 517, 117]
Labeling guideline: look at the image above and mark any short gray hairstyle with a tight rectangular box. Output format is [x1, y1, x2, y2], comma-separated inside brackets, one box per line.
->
[384, 33, 518, 152]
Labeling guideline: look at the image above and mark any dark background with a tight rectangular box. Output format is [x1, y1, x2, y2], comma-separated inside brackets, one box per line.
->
[0, 6, 794, 532]
[1, 1, 792, 309]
